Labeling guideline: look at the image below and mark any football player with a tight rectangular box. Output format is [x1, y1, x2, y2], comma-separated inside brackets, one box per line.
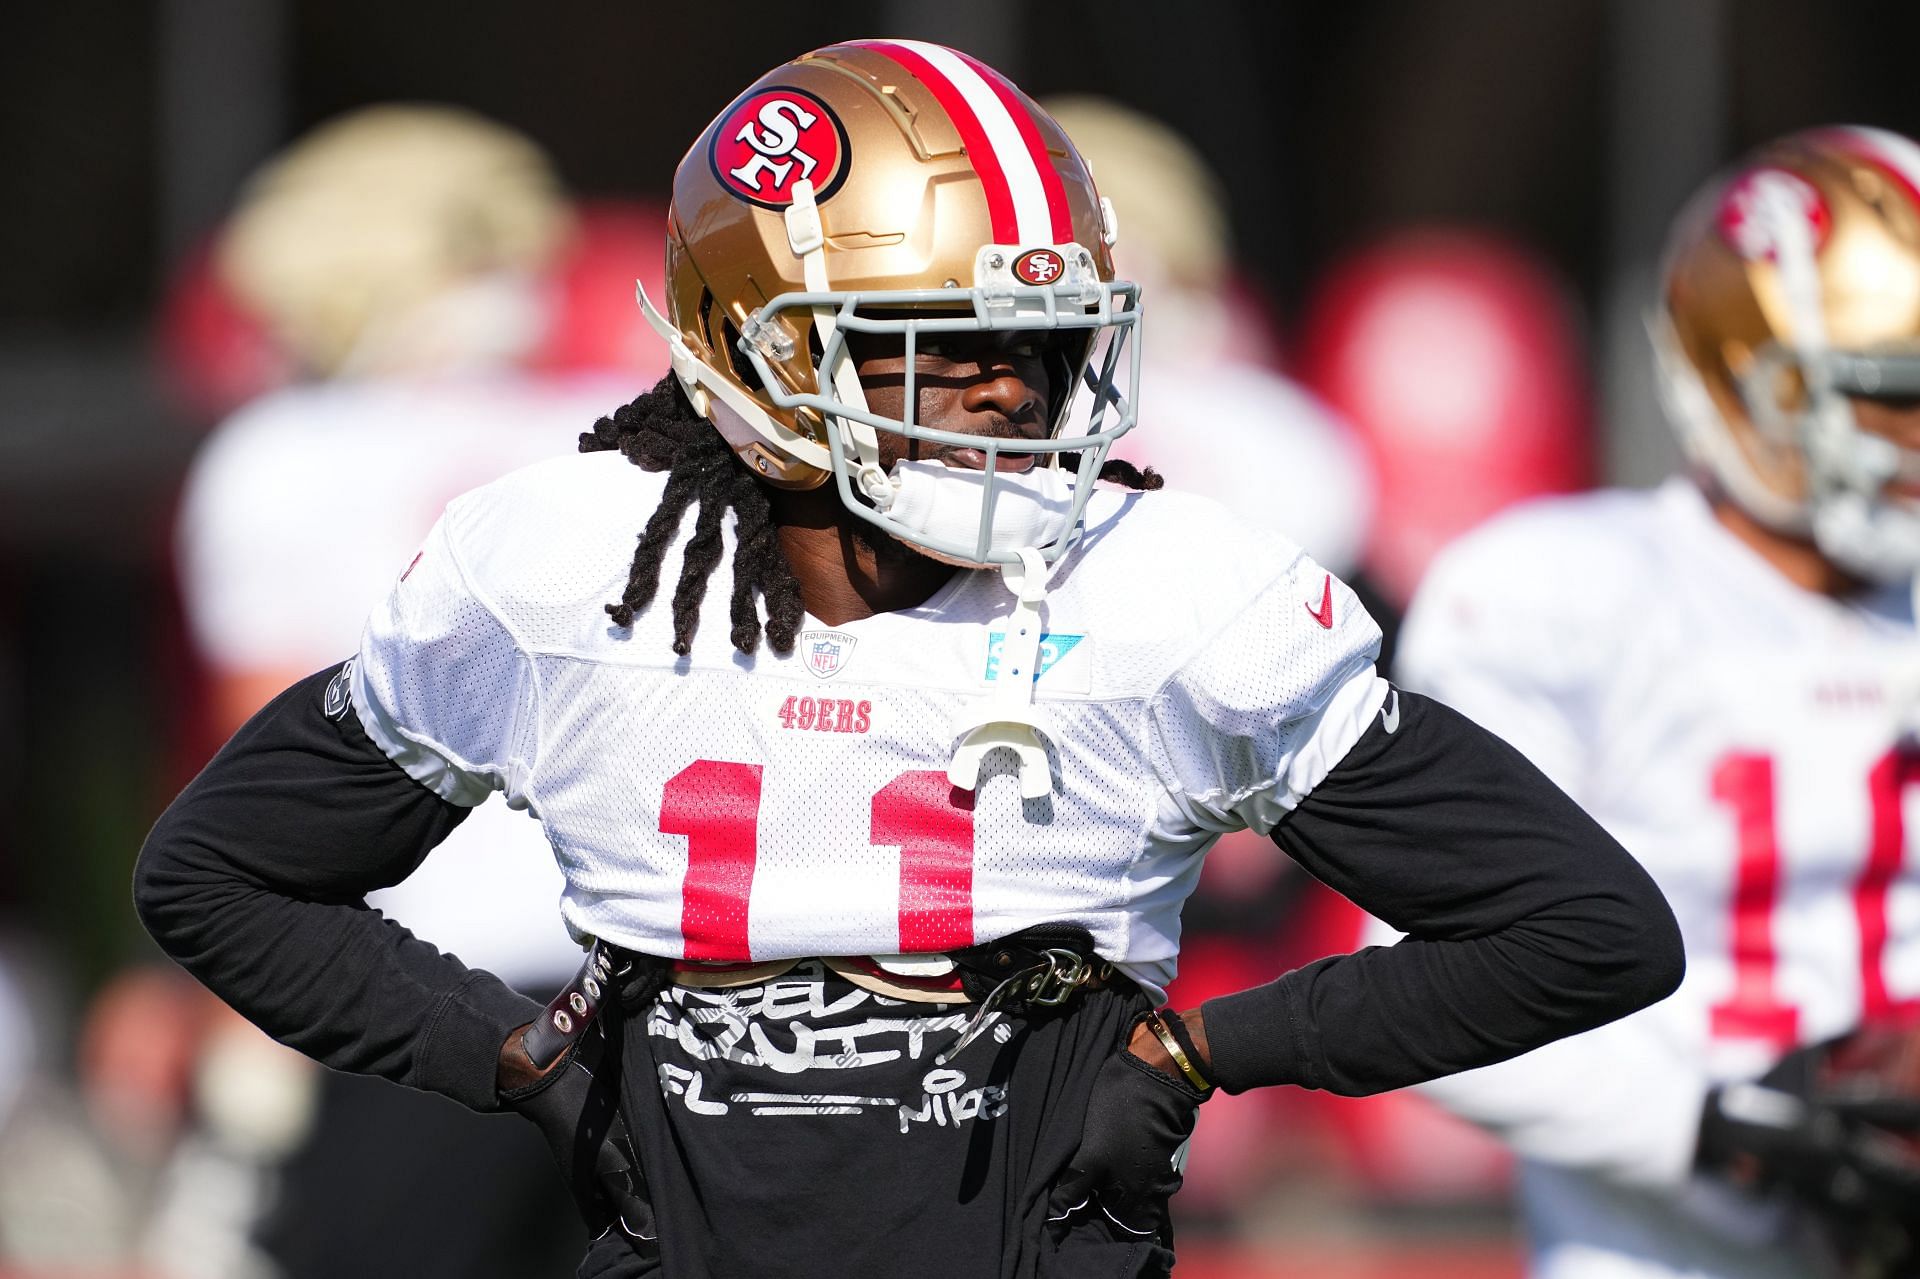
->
[134, 41, 1681, 1279]
[1374, 127, 1920, 1278]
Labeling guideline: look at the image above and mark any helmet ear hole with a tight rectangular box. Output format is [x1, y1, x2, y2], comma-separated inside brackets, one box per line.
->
[720, 318, 760, 388]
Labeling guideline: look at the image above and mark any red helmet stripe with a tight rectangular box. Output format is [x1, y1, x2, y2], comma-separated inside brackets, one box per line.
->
[951, 49, 1073, 243]
[855, 40, 1042, 245]
[1816, 125, 1920, 212]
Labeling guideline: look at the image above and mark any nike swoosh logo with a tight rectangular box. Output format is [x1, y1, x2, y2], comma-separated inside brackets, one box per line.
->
[1379, 689, 1400, 733]
[1305, 573, 1334, 629]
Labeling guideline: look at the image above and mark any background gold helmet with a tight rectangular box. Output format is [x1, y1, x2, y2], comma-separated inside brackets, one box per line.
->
[637, 39, 1140, 566]
[218, 105, 570, 379]
[1655, 125, 1920, 582]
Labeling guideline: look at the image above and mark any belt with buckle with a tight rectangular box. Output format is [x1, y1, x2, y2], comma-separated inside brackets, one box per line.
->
[935, 924, 1121, 1064]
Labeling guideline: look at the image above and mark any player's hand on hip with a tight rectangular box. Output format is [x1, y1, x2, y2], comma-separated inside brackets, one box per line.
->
[499, 1016, 658, 1249]
[1048, 1008, 1212, 1238]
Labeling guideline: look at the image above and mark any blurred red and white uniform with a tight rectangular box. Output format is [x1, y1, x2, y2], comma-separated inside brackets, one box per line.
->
[174, 107, 666, 993]
[1374, 478, 1920, 1278]
[179, 371, 633, 989]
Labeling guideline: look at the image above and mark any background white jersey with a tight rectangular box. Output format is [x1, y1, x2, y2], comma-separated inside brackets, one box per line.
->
[1100, 362, 1375, 578]
[352, 451, 1387, 999]
[1374, 478, 1920, 1279]
[179, 373, 628, 989]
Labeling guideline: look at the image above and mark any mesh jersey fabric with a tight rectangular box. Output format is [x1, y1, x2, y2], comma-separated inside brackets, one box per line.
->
[353, 450, 1386, 998]
[1372, 477, 1920, 1277]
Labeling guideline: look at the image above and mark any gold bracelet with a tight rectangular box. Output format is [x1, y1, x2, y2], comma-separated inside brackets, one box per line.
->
[1144, 1009, 1212, 1092]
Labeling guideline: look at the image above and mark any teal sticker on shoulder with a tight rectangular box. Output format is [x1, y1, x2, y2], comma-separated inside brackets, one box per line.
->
[984, 632, 1087, 684]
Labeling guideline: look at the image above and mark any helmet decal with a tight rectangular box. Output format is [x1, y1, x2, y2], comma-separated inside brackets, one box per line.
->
[1013, 248, 1066, 284]
[1716, 167, 1832, 263]
[853, 39, 1073, 244]
[709, 87, 850, 210]
[1819, 125, 1920, 208]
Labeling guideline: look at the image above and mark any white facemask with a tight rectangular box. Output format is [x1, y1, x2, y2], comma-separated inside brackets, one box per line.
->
[881, 459, 1078, 566]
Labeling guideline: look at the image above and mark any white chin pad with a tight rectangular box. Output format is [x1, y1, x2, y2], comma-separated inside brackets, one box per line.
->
[886, 459, 1075, 562]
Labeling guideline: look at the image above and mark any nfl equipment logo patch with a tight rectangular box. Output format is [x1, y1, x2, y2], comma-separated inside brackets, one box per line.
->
[800, 628, 857, 679]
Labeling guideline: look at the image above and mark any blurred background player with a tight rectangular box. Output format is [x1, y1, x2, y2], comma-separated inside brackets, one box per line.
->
[167, 104, 659, 1279]
[1038, 97, 1382, 1217]
[1372, 127, 1920, 1278]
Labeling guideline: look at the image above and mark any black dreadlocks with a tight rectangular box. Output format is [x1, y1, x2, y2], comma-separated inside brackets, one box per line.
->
[580, 375, 1163, 657]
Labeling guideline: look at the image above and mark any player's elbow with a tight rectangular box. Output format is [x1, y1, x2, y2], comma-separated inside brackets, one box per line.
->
[131, 806, 220, 963]
[132, 817, 185, 953]
[1622, 889, 1686, 1014]
[1577, 873, 1685, 1029]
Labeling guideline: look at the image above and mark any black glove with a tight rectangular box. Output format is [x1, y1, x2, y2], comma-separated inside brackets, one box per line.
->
[503, 1015, 658, 1250]
[1048, 1018, 1210, 1238]
[1698, 1027, 1920, 1279]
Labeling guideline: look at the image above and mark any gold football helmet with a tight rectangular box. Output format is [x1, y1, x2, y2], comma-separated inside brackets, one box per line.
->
[636, 39, 1140, 566]
[1656, 126, 1920, 581]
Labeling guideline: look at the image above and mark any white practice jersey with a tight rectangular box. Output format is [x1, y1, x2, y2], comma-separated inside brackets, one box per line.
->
[179, 373, 630, 988]
[352, 451, 1387, 999]
[1379, 478, 1920, 1279]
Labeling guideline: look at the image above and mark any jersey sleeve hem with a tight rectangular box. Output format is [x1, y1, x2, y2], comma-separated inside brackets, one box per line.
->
[1172, 663, 1388, 834]
[349, 506, 540, 808]
[349, 657, 497, 807]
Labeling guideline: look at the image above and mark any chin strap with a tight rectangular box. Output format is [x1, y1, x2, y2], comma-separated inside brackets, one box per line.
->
[948, 547, 1055, 800]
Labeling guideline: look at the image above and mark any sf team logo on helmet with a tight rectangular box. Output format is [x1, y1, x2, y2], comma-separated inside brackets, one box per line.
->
[1013, 249, 1065, 285]
[710, 87, 850, 210]
[1715, 166, 1833, 263]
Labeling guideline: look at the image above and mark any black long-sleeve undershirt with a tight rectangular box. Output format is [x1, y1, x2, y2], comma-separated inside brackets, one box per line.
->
[134, 666, 1681, 1114]
[133, 665, 542, 1112]
[1202, 687, 1684, 1096]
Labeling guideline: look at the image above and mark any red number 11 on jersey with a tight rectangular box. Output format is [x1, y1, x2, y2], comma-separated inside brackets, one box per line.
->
[661, 760, 977, 962]
[1710, 747, 1920, 1048]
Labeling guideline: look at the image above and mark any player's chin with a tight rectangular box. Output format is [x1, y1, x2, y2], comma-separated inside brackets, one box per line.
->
[844, 519, 968, 570]
[897, 540, 998, 569]
[863, 526, 993, 569]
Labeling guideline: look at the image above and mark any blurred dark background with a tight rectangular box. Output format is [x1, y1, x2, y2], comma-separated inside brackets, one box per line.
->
[5, 1, 1920, 1272]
